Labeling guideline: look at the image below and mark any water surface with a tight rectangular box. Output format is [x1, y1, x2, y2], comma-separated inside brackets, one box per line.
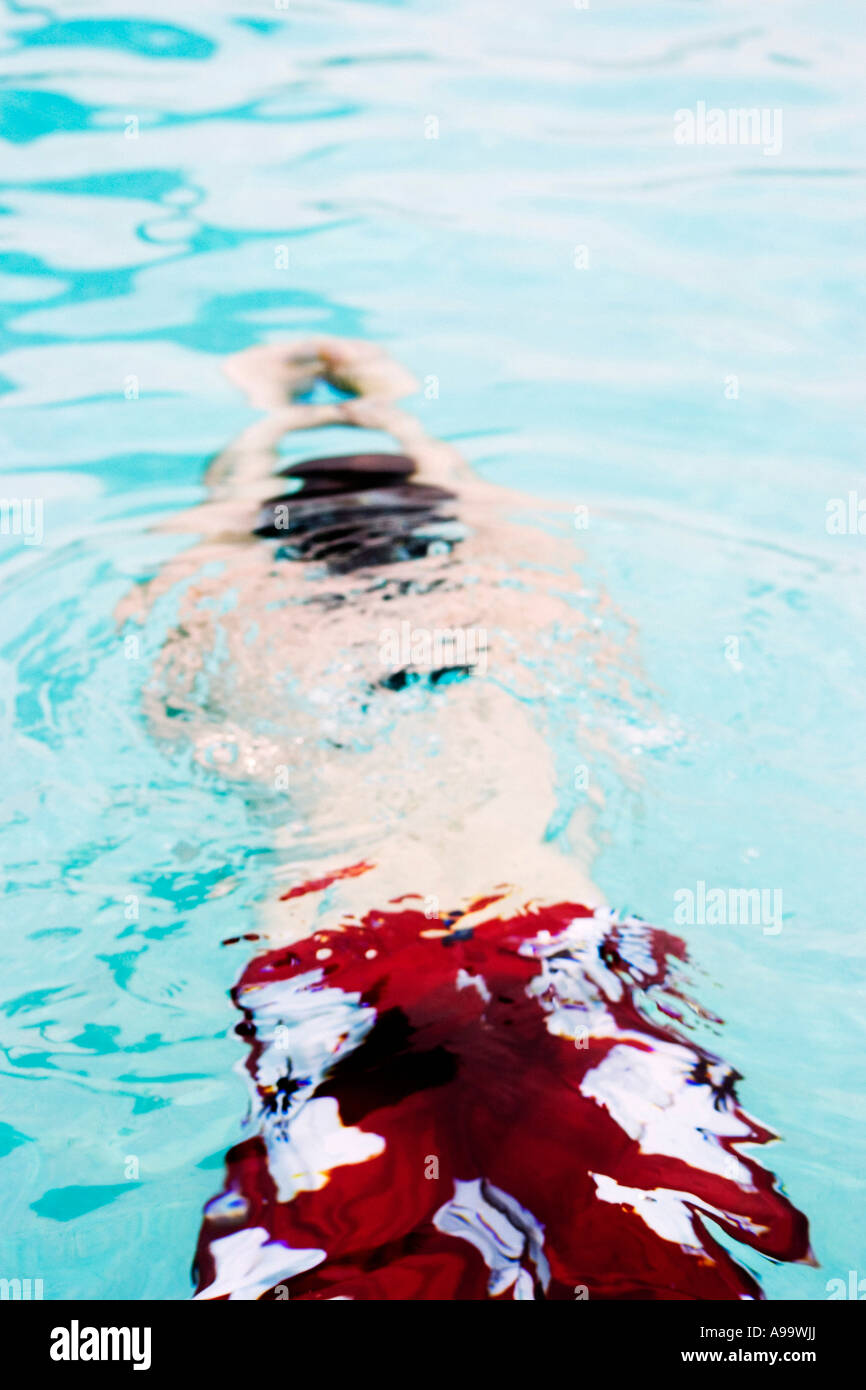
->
[1, 0, 864, 1298]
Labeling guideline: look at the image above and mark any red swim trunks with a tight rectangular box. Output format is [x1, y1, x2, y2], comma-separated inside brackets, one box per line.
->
[194, 898, 809, 1300]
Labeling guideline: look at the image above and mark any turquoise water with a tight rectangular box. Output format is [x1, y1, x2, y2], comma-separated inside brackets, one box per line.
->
[1, 0, 864, 1299]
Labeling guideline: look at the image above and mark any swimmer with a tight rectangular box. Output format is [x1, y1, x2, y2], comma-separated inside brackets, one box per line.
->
[116, 335, 626, 927]
[118, 338, 810, 1299]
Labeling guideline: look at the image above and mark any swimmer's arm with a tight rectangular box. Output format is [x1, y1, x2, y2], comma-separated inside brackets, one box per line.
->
[206, 393, 470, 497]
[220, 337, 485, 491]
[208, 336, 429, 493]
[203, 404, 349, 495]
[222, 337, 418, 412]
[113, 398, 422, 627]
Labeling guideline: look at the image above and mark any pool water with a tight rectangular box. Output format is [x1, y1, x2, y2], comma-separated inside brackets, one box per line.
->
[1, 0, 864, 1299]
